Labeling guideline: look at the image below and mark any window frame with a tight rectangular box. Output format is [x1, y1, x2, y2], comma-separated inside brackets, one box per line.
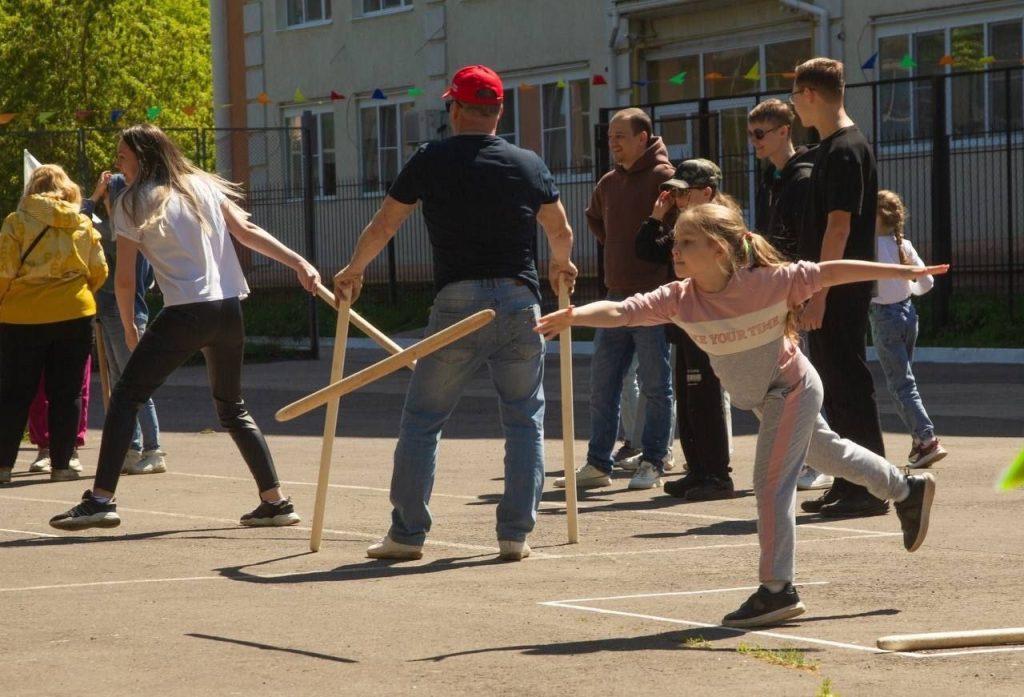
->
[355, 0, 413, 20]
[283, 104, 337, 200]
[358, 96, 417, 195]
[280, 0, 333, 30]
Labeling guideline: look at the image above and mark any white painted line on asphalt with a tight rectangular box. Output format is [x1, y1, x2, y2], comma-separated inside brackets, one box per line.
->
[166, 470, 479, 500]
[544, 582, 831, 605]
[0, 576, 223, 593]
[0, 527, 59, 538]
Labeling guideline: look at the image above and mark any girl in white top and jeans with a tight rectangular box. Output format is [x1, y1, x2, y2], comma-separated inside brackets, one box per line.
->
[50, 124, 321, 530]
[870, 190, 947, 469]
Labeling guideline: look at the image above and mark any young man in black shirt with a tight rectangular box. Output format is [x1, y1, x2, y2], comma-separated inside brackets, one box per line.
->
[334, 65, 577, 561]
[791, 58, 888, 518]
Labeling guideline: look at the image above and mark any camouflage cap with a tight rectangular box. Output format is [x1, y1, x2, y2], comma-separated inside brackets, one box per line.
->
[660, 158, 722, 191]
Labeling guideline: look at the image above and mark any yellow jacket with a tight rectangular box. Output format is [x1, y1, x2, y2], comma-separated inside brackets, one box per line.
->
[0, 195, 108, 324]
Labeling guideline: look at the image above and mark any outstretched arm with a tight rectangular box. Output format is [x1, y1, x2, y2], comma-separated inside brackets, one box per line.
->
[221, 200, 320, 294]
[534, 300, 629, 340]
[333, 195, 416, 304]
[818, 260, 949, 289]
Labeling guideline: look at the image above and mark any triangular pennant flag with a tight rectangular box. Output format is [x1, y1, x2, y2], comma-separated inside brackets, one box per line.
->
[371, 88, 386, 100]
[146, 106, 162, 121]
[744, 61, 761, 81]
[408, 87, 424, 96]
[704, 71, 725, 80]
[862, 52, 878, 70]
[294, 87, 306, 102]
[257, 92, 271, 105]
[980, 55, 996, 65]
[631, 79, 650, 87]
[900, 54, 917, 70]
[23, 150, 42, 193]
[110, 109, 125, 124]
[668, 71, 687, 85]
[74, 110, 94, 121]
[0, 113, 16, 125]
[330, 90, 346, 101]
[939, 54, 955, 66]
[183, 105, 197, 116]
[998, 447, 1024, 490]
[37, 111, 55, 123]
[555, 80, 566, 88]
[592, 74, 607, 86]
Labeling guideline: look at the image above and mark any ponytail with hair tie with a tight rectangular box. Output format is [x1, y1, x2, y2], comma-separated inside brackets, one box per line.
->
[742, 231, 754, 266]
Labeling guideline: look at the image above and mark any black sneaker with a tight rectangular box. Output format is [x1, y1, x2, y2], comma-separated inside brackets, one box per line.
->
[240, 498, 301, 527]
[722, 583, 806, 628]
[685, 476, 735, 502]
[49, 490, 121, 530]
[894, 473, 935, 552]
[663, 472, 702, 499]
[819, 492, 890, 518]
[612, 442, 642, 471]
[800, 485, 842, 513]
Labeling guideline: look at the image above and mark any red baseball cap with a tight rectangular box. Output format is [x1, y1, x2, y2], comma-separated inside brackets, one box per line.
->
[442, 65, 504, 105]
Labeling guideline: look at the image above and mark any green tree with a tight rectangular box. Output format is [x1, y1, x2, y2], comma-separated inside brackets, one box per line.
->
[0, 0, 212, 208]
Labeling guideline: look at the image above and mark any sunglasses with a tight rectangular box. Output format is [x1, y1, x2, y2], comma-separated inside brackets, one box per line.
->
[788, 87, 811, 104]
[747, 124, 784, 140]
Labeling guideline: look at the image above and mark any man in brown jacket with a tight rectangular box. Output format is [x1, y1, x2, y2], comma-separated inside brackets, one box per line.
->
[555, 108, 675, 491]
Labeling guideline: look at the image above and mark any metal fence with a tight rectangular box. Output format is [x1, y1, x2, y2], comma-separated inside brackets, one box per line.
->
[599, 65, 1024, 324]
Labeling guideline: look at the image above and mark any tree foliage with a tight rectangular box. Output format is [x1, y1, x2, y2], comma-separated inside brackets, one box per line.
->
[0, 0, 212, 207]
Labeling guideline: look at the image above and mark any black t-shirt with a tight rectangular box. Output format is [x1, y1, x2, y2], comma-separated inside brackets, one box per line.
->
[799, 126, 877, 263]
[388, 135, 559, 299]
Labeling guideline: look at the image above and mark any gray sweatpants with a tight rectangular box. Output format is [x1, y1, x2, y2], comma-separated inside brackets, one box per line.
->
[752, 365, 909, 583]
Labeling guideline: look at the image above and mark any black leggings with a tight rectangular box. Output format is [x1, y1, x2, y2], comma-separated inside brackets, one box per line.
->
[93, 297, 279, 494]
[0, 318, 93, 471]
[675, 331, 731, 480]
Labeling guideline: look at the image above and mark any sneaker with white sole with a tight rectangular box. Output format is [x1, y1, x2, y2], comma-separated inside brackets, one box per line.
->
[612, 442, 642, 470]
[49, 490, 121, 530]
[50, 467, 81, 482]
[68, 450, 83, 472]
[797, 466, 833, 491]
[722, 583, 805, 628]
[662, 450, 676, 472]
[29, 449, 51, 473]
[121, 450, 142, 474]
[239, 498, 300, 527]
[628, 460, 662, 490]
[907, 439, 948, 469]
[498, 539, 531, 561]
[554, 463, 611, 489]
[124, 449, 167, 475]
[366, 535, 423, 560]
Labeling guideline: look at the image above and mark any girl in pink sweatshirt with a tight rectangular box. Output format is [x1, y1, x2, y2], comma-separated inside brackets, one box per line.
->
[536, 203, 947, 628]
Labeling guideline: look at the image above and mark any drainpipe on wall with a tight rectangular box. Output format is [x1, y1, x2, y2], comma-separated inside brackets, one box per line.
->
[607, 0, 620, 109]
[779, 0, 830, 57]
[209, 0, 232, 174]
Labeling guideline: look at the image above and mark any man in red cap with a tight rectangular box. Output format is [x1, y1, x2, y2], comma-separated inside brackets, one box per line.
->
[334, 64, 577, 562]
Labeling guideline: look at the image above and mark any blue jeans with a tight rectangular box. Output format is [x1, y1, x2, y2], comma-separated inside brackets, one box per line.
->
[389, 280, 545, 545]
[620, 351, 676, 446]
[869, 299, 934, 443]
[96, 293, 160, 452]
[588, 294, 673, 473]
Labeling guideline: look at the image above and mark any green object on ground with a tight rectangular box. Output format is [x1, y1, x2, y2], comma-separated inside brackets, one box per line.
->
[997, 448, 1024, 490]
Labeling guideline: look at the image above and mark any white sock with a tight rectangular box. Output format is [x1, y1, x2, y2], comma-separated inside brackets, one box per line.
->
[764, 581, 787, 593]
[91, 495, 111, 504]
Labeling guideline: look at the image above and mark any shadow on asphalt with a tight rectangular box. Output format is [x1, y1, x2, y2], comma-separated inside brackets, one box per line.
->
[185, 633, 358, 664]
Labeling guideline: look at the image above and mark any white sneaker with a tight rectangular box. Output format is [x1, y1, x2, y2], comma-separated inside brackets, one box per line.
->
[498, 540, 531, 561]
[554, 463, 611, 489]
[124, 449, 167, 475]
[29, 449, 51, 473]
[69, 450, 83, 472]
[797, 466, 833, 491]
[628, 460, 662, 490]
[121, 450, 142, 474]
[662, 450, 676, 472]
[366, 536, 423, 560]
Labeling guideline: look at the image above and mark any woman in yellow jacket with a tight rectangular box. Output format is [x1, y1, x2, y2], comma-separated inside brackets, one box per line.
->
[0, 165, 108, 484]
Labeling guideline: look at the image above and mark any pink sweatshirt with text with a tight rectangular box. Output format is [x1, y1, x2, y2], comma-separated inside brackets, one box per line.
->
[620, 261, 824, 409]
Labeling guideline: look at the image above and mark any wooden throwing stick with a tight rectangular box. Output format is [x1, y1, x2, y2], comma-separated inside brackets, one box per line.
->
[558, 281, 579, 543]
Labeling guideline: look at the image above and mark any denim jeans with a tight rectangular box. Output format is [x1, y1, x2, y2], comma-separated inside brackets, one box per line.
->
[96, 292, 160, 452]
[619, 351, 676, 447]
[869, 299, 934, 443]
[389, 280, 545, 545]
[588, 294, 673, 473]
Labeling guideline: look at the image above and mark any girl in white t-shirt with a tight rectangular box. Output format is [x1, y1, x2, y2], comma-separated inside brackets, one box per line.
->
[50, 124, 321, 531]
[870, 190, 947, 469]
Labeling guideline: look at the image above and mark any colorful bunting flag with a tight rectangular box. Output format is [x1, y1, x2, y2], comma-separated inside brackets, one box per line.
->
[555, 80, 566, 88]
[631, 79, 650, 87]
[146, 106, 162, 121]
[998, 447, 1024, 490]
[939, 54, 955, 66]
[900, 54, 917, 70]
[257, 92, 271, 105]
[37, 111, 55, 124]
[294, 87, 306, 102]
[744, 61, 761, 81]
[110, 109, 125, 123]
[592, 74, 608, 86]
[408, 87, 424, 96]
[74, 110, 94, 121]
[704, 71, 725, 80]
[0, 113, 17, 125]
[371, 88, 386, 100]
[862, 52, 878, 70]
[330, 91, 346, 101]
[183, 105, 197, 116]
[668, 71, 687, 85]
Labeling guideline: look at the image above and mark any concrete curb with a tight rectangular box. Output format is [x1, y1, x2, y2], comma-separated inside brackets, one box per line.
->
[248, 336, 1024, 364]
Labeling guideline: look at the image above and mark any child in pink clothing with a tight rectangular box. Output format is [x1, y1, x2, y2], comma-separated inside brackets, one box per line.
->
[537, 203, 947, 628]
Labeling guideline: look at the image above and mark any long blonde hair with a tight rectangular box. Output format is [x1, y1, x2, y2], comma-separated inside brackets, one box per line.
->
[116, 124, 243, 236]
[676, 203, 797, 338]
[877, 189, 909, 265]
[21, 164, 82, 209]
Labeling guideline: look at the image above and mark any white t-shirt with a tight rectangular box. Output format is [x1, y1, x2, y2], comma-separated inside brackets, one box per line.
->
[112, 175, 250, 307]
[872, 235, 934, 305]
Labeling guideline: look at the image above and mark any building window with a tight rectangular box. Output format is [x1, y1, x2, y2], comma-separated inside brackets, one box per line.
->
[360, 101, 416, 193]
[878, 17, 1024, 141]
[496, 90, 517, 144]
[512, 78, 590, 172]
[360, 0, 412, 16]
[285, 109, 336, 197]
[285, 0, 332, 27]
